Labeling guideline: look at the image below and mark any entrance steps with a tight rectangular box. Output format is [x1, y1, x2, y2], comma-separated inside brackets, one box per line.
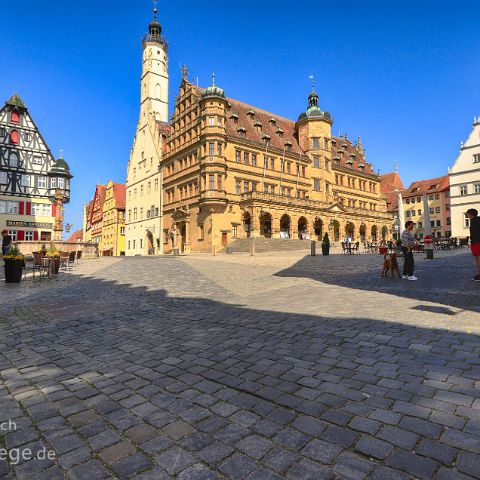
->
[224, 237, 315, 253]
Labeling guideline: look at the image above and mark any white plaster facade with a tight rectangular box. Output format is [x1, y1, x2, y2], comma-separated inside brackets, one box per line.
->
[449, 117, 480, 238]
[125, 14, 168, 256]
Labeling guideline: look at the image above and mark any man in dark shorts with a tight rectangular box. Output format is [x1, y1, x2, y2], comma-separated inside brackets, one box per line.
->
[466, 209, 480, 281]
[1, 229, 12, 256]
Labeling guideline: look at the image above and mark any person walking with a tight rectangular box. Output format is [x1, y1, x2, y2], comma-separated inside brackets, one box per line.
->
[401, 221, 417, 280]
[1, 229, 12, 256]
[466, 208, 480, 281]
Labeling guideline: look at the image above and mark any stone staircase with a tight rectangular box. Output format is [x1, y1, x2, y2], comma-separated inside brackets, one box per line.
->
[224, 237, 315, 253]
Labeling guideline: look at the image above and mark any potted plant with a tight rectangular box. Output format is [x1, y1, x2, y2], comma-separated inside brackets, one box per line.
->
[45, 244, 61, 274]
[322, 233, 330, 256]
[40, 243, 47, 257]
[4, 245, 24, 283]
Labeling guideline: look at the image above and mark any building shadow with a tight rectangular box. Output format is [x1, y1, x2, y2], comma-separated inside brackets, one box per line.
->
[0, 258, 479, 479]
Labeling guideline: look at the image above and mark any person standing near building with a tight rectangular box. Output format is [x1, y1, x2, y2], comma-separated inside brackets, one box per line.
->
[2, 230, 12, 256]
[401, 221, 417, 280]
[466, 209, 480, 281]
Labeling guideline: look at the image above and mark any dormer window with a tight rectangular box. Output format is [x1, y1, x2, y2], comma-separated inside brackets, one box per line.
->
[237, 127, 247, 138]
[342, 143, 348, 148]
[276, 128, 284, 138]
[230, 113, 239, 124]
[337, 148, 344, 155]
[246, 110, 255, 119]
[262, 134, 271, 145]
[254, 121, 263, 132]
[269, 118, 277, 126]
[285, 141, 292, 152]
[11, 110, 20, 124]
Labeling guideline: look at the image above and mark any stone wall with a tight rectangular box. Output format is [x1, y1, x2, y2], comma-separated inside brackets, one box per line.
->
[15, 241, 98, 258]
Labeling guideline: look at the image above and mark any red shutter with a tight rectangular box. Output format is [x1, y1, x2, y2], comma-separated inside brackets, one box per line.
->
[33, 231, 39, 241]
[10, 130, 19, 144]
[17, 230, 25, 241]
[19, 201, 24, 215]
[52, 204, 56, 217]
[26, 202, 31, 215]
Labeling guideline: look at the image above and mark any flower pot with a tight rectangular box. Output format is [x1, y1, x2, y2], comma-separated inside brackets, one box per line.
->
[322, 244, 330, 256]
[52, 257, 60, 274]
[4, 259, 23, 283]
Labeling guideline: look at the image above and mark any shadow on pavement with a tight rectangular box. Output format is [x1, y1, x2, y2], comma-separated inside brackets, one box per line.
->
[0, 257, 479, 479]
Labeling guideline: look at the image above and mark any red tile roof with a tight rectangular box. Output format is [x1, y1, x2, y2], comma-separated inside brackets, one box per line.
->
[67, 229, 83, 242]
[331, 136, 374, 175]
[380, 172, 405, 212]
[402, 175, 450, 198]
[225, 97, 305, 156]
[112, 182, 126, 209]
[381, 172, 405, 193]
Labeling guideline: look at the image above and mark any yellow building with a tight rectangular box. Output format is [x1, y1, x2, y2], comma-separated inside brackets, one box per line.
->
[161, 74, 392, 253]
[99, 180, 126, 256]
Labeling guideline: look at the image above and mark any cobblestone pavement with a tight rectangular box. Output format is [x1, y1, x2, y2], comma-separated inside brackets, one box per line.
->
[0, 251, 479, 480]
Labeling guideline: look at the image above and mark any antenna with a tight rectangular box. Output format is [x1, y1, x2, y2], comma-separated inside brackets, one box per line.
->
[212, 72, 216, 87]
[153, 0, 157, 20]
[309, 75, 315, 92]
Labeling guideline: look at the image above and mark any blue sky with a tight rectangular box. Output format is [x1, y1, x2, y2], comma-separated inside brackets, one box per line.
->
[1, 0, 479, 232]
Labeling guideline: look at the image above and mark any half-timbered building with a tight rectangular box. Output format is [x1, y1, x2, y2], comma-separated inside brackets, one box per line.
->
[0, 94, 72, 242]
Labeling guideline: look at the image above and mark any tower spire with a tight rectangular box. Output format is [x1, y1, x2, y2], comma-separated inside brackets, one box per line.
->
[212, 72, 216, 87]
[394, 160, 398, 173]
[153, 0, 157, 20]
[309, 75, 315, 93]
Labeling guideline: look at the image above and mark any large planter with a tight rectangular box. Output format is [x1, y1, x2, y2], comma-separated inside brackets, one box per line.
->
[379, 247, 388, 255]
[4, 259, 23, 283]
[322, 244, 330, 256]
[50, 257, 60, 274]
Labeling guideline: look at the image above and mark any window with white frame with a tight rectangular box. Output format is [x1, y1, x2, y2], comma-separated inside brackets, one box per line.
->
[31, 203, 41, 215]
[42, 204, 51, 216]
[51, 178, 57, 188]
[7, 201, 19, 214]
[313, 156, 320, 168]
[32, 156, 42, 165]
[57, 178, 65, 189]
[313, 178, 321, 191]
[25, 231, 34, 241]
[0, 201, 6, 213]
[8, 230, 17, 241]
[38, 176, 47, 188]
[475, 184, 480, 194]
[0, 172, 7, 184]
[21, 175, 30, 187]
[460, 185, 468, 195]
[473, 154, 480, 163]
[435, 207, 441, 213]
[464, 214, 470, 228]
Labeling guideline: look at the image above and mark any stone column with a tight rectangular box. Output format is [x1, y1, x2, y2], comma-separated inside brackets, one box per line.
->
[251, 209, 260, 237]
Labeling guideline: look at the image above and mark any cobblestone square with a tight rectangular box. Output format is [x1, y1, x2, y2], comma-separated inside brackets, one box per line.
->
[0, 251, 479, 479]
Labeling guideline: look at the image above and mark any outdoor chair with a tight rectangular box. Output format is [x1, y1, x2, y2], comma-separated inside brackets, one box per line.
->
[353, 241, 360, 254]
[60, 252, 69, 270]
[32, 252, 50, 279]
[66, 251, 76, 270]
[341, 242, 347, 254]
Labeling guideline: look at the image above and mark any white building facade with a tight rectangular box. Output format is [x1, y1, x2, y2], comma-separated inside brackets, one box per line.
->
[449, 117, 480, 238]
[125, 7, 168, 255]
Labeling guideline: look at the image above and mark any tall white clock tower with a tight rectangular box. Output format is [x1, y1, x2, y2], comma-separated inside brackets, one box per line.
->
[125, 3, 169, 256]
